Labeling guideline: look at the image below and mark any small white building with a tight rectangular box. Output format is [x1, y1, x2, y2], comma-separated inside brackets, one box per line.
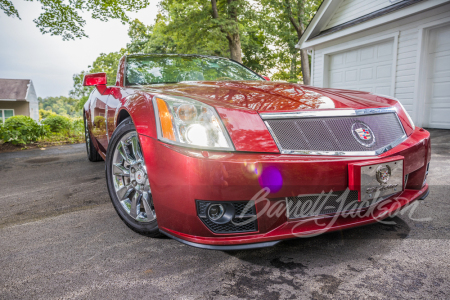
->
[297, 0, 450, 129]
[0, 79, 39, 123]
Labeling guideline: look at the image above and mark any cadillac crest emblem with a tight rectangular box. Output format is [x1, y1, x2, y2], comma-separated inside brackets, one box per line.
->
[351, 121, 375, 147]
[376, 165, 391, 184]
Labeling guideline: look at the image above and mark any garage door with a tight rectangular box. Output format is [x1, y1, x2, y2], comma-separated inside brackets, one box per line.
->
[328, 40, 394, 96]
[424, 24, 450, 129]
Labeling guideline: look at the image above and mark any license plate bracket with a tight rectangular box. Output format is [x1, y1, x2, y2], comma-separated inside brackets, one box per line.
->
[349, 156, 404, 201]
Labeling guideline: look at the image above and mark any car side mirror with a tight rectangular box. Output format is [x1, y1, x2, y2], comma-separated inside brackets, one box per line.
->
[262, 76, 270, 81]
[83, 73, 107, 86]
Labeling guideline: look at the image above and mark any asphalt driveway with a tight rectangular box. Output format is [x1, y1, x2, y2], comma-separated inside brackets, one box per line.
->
[1, 130, 449, 300]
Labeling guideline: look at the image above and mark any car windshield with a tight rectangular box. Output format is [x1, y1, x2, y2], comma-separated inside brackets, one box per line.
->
[125, 55, 263, 85]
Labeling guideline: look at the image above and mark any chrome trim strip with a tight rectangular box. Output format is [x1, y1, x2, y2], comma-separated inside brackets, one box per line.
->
[260, 107, 397, 120]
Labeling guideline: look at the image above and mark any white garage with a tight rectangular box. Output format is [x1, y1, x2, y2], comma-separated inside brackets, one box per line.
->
[423, 24, 450, 129]
[297, 0, 450, 129]
[328, 40, 394, 96]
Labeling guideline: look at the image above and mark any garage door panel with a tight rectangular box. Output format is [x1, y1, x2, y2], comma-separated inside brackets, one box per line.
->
[360, 47, 374, 61]
[424, 24, 450, 129]
[375, 86, 391, 95]
[328, 40, 394, 96]
[428, 108, 450, 124]
[345, 69, 358, 82]
[345, 50, 358, 63]
[360, 67, 374, 80]
[330, 71, 343, 84]
[430, 26, 450, 53]
[431, 53, 450, 75]
[377, 42, 393, 58]
[376, 65, 392, 79]
[330, 53, 345, 68]
[431, 81, 450, 100]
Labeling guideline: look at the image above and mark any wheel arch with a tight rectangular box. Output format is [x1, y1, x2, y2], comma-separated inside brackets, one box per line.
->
[115, 95, 158, 138]
[116, 108, 131, 127]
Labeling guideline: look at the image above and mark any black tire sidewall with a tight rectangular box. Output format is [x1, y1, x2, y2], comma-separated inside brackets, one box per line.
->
[105, 117, 160, 236]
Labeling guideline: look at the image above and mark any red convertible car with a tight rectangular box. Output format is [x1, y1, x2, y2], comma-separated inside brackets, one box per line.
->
[83, 54, 430, 250]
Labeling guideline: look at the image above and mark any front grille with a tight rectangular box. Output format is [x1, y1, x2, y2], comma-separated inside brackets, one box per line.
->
[265, 113, 405, 154]
[287, 190, 393, 219]
[196, 201, 258, 234]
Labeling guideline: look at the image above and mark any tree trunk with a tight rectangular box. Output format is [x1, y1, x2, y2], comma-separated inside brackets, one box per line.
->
[211, 0, 243, 63]
[286, 0, 311, 85]
[300, 48, 310, 85]
[229, 33, 243, 63]
[290, 52, 297, 81]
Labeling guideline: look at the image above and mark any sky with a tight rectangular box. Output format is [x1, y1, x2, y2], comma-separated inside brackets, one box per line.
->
[0, 0, 160, 98]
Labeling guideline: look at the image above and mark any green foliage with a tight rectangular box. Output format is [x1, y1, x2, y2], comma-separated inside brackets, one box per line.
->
[0, 114, 85, 146]
[260, 0, 322, 82]
[39, 109, 57, 120]
[1, 0, 19, 18]
[41, 115, 73, 134]
[68, 0, 323, 111]
[70, 49, 126, 111]
[72, 118, 84, 133]
[0, 116, 49, 145]
[126, 1, 274, 74]
[1, 0, 151, 40]
[39, 96, 81, 117]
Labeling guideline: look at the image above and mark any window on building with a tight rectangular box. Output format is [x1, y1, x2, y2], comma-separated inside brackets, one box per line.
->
[0, 109, 14, 124]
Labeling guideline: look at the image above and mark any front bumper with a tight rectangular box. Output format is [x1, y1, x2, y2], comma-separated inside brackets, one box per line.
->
[140, 127, 431, 249]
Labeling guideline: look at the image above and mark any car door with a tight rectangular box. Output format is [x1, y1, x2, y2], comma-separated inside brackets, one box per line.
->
[89, 89, 110, 152]
[105, 88, 122, 146]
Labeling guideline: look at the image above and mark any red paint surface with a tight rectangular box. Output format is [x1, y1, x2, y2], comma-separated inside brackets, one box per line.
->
[83, 73, 107, 86]
[83, 68, 429, 246]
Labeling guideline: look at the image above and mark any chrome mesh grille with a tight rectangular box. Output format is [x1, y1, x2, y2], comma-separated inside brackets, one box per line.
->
[287, 190, 392, 219]
[265, 113, 405, 153]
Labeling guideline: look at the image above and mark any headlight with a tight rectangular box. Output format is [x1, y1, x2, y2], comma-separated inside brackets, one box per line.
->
[153, 95, 234, 151]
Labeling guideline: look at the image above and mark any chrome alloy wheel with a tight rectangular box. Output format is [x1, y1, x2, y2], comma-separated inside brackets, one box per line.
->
[112, 131, 156, 222]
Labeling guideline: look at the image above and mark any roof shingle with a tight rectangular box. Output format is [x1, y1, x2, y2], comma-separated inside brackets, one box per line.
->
[0, 79, 31, 100]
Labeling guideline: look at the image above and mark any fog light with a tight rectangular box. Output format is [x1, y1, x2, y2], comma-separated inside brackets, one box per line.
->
[208, 204, 224, 221]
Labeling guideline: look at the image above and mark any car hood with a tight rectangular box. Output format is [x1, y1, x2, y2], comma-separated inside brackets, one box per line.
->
[137, 81, 395, 112]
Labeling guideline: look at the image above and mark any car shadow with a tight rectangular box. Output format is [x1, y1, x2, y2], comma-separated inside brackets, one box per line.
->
[223, 216, 411, 264]
[197, 217, 411, 299]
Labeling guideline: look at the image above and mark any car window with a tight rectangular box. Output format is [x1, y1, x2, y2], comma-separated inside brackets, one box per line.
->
[125, 55, 263, 85]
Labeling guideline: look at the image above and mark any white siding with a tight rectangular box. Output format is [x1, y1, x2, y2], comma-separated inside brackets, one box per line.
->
[26, 81, 39, 121]
[311, 3, 450, 124]
[323, 0, 394, 30]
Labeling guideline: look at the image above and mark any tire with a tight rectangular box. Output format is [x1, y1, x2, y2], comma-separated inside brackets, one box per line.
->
[105, 117, 161, 237]
[84, 112, 103, 162]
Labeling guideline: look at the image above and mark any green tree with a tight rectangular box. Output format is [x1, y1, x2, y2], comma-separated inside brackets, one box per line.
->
[1, 0, 151, 40]
[70, 49, 126, 110]
[127, 1, 274, 74]
[261, 0, 322, 84]
[38, 96, 81, 117]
